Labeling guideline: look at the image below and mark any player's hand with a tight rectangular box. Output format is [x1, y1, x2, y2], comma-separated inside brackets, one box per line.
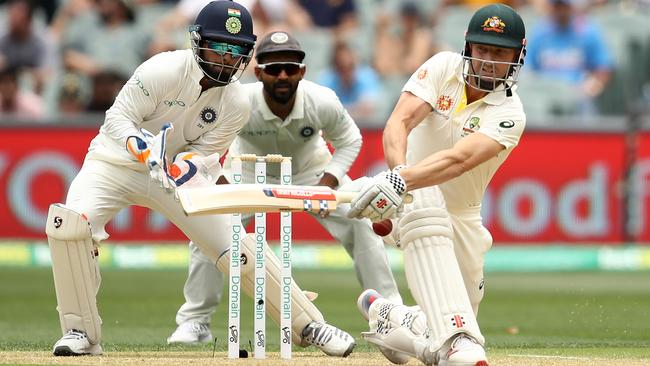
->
[344, 169, 407, 222]
[316, 172, 339, 218]
[317, 172, 339, 189]
[169, 152, 222, 188]
[126, 123, 175, 191]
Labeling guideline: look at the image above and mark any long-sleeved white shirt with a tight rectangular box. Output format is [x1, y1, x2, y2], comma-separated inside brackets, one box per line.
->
[86, 49, 250, 170]
[225, 80, 362, 185]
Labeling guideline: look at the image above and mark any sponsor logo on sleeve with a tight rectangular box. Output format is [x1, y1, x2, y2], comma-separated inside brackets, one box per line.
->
[417, 68, 428, 80]
[130, 73, 150, 96]
[499, 120, 515, 128]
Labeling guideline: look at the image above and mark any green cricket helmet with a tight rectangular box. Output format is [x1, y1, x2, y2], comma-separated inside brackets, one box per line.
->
[462, 4, 526, 93]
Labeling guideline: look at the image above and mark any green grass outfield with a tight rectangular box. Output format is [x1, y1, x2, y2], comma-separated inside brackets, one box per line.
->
[0, 268, 649, 365]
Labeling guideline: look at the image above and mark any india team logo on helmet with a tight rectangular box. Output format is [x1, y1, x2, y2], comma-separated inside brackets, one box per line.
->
[481, 16, 506, 33]
[225, 7, 242, 34]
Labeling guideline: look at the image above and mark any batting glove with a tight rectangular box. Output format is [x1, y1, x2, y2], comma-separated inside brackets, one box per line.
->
[345, 168, 408, 222]
[169, 152, 222, 188]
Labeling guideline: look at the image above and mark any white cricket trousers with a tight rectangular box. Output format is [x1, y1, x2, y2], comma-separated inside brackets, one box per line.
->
[448, 207, 493, 315]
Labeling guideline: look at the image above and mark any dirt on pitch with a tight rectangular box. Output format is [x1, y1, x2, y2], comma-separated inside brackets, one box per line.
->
[1, 351, 649, 366]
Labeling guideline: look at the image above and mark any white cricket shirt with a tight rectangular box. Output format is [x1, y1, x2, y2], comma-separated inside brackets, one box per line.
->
[86, 49, 250, 169]
[226, 80, 362, 184]
[403, 51, 526, 210]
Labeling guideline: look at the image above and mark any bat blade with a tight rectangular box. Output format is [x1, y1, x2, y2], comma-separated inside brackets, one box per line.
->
[178, 184, 357, 215]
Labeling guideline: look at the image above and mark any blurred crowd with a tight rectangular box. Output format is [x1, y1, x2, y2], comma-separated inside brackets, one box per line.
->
[0, 0, 649, 126]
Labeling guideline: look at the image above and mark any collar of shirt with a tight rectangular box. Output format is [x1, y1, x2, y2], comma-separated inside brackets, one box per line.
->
[257, 81, 305, 126]
[189, 51, 208, 88]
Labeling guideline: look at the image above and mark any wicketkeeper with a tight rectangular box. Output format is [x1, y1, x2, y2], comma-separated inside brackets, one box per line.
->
[45, 1, 354, 357]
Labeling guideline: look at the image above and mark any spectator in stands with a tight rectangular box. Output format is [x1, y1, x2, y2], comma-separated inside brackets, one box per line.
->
[86, 71, 126, 112]
[0, 0, 54, 94]
[373, 2, 439, 79]
[0, 66, 44, 118]
[60, 0, 148, 79]
[57, 73, 87, 116]
[318, 40, 381, 121]
[295, 0, 357, 35]
[526, 0, 613, 116]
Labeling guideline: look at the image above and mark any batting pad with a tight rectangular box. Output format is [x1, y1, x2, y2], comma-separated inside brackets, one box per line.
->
[217, 234, 325, 346]
[45, 204, 102, 344]
[400, 188, 484, 351]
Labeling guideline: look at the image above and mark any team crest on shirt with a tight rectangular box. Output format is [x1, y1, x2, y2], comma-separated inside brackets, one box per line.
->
[435, 95, 453, 112]
[482, 16, 506, 33]
[462, 116, 481, 137]
[417, 68, 428, 80]
[200, 107, 218, 124]
[300, 126, 315, 138]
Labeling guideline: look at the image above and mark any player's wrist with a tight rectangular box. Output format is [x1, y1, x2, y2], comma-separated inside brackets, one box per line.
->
[384, 170, 407, 196]
[392, 164, 407, 173]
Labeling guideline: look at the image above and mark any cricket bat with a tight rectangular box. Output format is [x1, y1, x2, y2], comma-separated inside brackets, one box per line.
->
[178, 184, 412, 215]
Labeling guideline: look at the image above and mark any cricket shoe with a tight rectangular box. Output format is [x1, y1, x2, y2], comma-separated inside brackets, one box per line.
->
[437, 333, 488, 366]
[301, 321, 355, 357]
[53, 329, 102, 356]
[167, 321, 212, 344]
[358, 289, 411, 364]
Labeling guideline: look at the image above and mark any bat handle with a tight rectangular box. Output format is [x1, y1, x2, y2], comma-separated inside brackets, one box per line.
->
[335, 191, 414, 204]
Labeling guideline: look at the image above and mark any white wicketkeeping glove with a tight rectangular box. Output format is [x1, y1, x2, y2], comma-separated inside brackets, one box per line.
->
[169, 152, 222, 188]
[344, 168, 408, 222]
[126, 123, 175, 191]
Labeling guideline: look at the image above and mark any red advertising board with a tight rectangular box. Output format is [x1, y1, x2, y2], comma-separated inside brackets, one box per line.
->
[634, 132, 650, 242]
[0, 127, 647, 243]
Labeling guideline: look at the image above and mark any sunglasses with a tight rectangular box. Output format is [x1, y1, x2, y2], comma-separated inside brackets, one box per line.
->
[205, 40, 250, 57]
[257, 62, 305, 76]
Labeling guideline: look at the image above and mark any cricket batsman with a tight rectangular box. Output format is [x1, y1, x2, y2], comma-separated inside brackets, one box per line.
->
[45, 0, 354, 357]
[345, 4, 527, 365]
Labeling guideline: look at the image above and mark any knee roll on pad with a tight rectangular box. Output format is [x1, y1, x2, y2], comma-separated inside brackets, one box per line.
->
[217, 234, 324, 346]
[46, 204, 102, 344]
[399, 208, 453, 245]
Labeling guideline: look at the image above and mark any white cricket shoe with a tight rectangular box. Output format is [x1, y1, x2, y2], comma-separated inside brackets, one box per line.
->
[166, 321, 212, 344]
[357, 289, 383, 321]
[357, 289, 411, 364]
[52, 329, 102, 356]
[301, 321, 355, 357]
[438, 333, 488, 366]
